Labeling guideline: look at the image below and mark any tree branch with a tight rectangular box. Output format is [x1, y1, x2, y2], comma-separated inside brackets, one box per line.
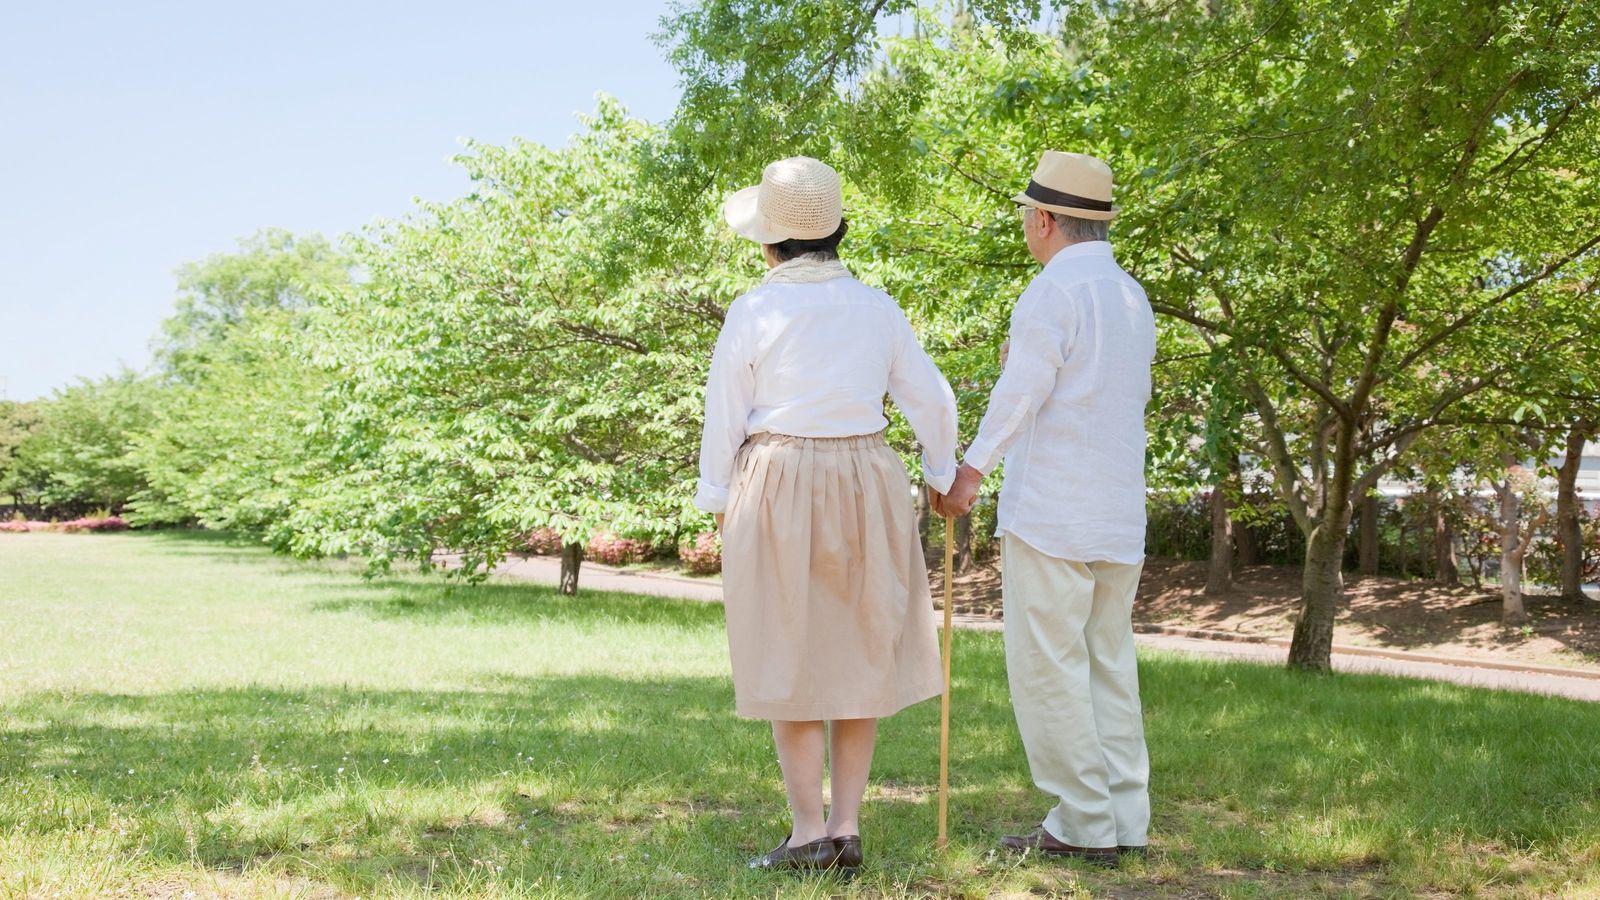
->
[1392, 232, 1600, 373]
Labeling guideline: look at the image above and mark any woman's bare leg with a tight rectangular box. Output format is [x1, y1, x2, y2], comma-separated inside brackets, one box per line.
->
[771, 719, 829, 844]
[825, 717, 878, 838]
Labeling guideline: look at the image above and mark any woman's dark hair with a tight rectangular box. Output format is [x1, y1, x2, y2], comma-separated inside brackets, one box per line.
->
[768, 218, 848, 262]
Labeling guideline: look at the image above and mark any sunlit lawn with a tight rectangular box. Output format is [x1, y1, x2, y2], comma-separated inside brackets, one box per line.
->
[2, 531, 1598, 898]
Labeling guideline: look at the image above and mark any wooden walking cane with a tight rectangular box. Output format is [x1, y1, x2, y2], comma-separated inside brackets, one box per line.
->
[937, 515, 955, 849]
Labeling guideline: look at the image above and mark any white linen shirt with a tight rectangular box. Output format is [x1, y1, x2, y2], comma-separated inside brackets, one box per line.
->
[694, 275, 959, 514]
[963, 241, 1156, 564]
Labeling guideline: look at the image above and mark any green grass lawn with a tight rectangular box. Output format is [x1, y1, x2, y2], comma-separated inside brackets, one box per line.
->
[2, 531, 1598, 898]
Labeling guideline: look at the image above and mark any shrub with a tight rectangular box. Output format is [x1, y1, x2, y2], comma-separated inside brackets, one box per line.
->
[60, 516, 130, 533]
[0, 517, 128, 533]
[522, 528, 564, 555]
[679, 531, 722, 576]
[586, 532, 655, 566]
[1528, 503, 1600, 588]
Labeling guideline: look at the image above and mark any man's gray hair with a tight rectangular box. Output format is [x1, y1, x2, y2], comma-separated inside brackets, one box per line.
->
[1047, 210, 1110, 242]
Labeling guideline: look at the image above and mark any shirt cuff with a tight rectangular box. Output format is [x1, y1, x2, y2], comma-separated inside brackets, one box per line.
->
[963, 439, 1002, 476]
[922, 454, 958, 494]
[694, 480, 729, 514]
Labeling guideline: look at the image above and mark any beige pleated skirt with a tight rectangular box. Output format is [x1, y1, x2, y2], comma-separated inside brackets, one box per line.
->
[721, 430, 944, 721]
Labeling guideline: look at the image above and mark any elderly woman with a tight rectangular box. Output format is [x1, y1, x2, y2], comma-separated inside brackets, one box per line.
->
[695, 156, 958, 874]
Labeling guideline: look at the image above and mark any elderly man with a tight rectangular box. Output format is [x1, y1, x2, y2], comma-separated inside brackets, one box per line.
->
[935, 150, 1156, 867]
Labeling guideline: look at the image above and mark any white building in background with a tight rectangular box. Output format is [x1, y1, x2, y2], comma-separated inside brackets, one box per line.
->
[1573, 441, 1600, 496]
[1373, 442, 1600, 508]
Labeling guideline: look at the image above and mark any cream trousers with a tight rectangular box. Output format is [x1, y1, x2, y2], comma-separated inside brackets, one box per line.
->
[1001, 534, 1150, 848]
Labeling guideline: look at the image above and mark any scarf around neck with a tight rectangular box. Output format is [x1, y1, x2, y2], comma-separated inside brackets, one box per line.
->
[761, 253, 853, 285]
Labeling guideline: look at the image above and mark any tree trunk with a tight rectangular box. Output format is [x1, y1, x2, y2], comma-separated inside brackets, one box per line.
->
[559, 541, 584, 596]
[1288, 422, 1357, 672]
[1556, 423, 1590, 604]
[1496, 481, 1528, 626]
[1289, 522, 1347, 671]
[953, 514, 972, 573]
[1358, 493, 1380, 577]
[1236, 520, 1260, 566]
[1430, 485, 1459, 586]
[1206, 485, 1234, 595]
[1398, 517, 1409, 578]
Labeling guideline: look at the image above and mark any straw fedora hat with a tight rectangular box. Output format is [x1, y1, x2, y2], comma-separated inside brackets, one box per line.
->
[1013, 150, 1119, 221]
[724, 156, 844, 244]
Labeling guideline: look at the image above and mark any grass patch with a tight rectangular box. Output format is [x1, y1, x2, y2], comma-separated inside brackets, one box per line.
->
[2, 531, 1598, 897]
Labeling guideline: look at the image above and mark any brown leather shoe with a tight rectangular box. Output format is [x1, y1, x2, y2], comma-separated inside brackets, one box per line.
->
[832, 834, 863, 871]
[1000, 827, 1119, 868]
[747, 835, 840, 871]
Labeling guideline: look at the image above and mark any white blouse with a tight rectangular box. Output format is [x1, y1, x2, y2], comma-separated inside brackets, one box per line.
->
[694, 275, 959, 514]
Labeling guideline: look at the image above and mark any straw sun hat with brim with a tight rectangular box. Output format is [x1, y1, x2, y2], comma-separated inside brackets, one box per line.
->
[1013, 150, 1119, 221]
[723, 156, 845, 244]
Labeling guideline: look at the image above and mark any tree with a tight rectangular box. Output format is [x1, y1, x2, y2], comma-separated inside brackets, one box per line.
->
[1491, 460, 1551, 626]
[657, 0, 1600, 672]
[1554, 420, 1597, 603]
[155, 229, 351, 381]
[128, 231, 353, 530]
[0, 400, 43, 510]
[292, 100, 742, 586]
[1097, 0, 1600, 668]
[10, 372, 159, 515]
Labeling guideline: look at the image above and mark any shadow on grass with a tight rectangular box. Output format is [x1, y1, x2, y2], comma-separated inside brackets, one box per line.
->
[5, 658, 1600, 895]
[307, 574, 731, 629]
[0, 672, 1014, 894]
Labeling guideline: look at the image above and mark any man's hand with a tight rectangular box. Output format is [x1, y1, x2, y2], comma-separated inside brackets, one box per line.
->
[714, 513, 725, 532]
[927, 486, 949, 518]
[943, 463, 984, 517]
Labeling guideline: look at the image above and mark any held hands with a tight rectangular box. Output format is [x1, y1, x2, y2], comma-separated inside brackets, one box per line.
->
[929, 463, 983, 518]
[928, 340, 1004, 517]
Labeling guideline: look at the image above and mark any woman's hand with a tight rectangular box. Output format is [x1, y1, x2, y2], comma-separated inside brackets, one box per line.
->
[1000, 339, 1010, 368]
[715, 513, 726, 532]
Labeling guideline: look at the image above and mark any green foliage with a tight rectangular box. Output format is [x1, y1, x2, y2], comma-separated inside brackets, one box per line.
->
[654, 0, 1600, 667]
[0, 399, 44, 506]
[156, 229, 352, 381]
[6, 372, 158, 514]
[274, 100, 755, 577]
[16, 2, 1593, 631]
[127, 231, 354, 531]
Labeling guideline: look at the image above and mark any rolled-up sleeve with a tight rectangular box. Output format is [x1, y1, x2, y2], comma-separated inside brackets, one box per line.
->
[963, 280, 1072, 475]
[887, 307, 959, 494]
[694, 303, 755, 513]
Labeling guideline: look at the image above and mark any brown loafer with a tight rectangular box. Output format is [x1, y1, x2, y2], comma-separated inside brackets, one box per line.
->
[747, 835, 839, 871]
[832, 834, 863, 871]
[1000, 826, 1119, 868]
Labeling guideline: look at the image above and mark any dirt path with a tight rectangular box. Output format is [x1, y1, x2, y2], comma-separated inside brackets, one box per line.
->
[481, 555, 1600, 702]
[943, 555, 1600, 671]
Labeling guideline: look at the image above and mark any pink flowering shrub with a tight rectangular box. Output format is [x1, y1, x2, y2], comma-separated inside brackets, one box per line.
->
[586, 532, 655, 566]
[61, 516, 130, 532]
[522, 528, 564, 555]
[0, 517, 129, 533]
[679, 531, 722, 576]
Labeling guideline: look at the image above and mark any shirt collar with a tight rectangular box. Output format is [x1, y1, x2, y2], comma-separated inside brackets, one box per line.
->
[1044, 240, 1114, 270]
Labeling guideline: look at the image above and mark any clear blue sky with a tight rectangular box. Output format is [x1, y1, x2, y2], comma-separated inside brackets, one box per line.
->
[0, 1, 683, 402]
